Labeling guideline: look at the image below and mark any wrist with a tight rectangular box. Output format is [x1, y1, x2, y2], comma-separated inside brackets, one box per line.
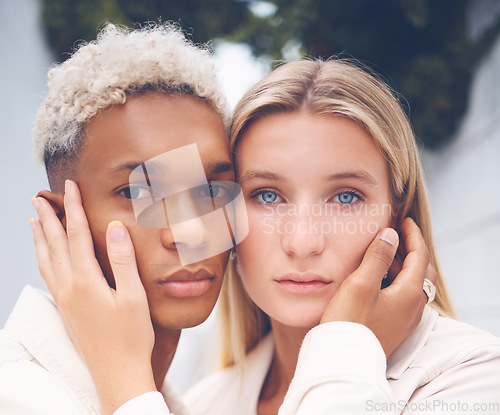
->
[92, 364, 156, 415]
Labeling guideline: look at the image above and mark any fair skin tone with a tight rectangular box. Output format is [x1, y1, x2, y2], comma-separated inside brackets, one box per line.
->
[32, 108, 434, 414]
[235, 111, 432, 414]
[31, 91, 234, 414]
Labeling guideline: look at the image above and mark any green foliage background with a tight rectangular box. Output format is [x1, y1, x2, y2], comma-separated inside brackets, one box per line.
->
[41, 0, 500, 149]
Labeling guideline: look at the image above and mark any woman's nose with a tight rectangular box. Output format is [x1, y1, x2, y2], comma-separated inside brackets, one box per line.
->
[280, 213, 326, 258]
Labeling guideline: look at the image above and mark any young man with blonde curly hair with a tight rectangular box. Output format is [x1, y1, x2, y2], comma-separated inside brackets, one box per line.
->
[0, 23, 235, 415]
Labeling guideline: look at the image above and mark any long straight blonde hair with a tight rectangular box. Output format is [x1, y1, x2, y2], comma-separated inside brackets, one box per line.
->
[219, 58, 455, 370]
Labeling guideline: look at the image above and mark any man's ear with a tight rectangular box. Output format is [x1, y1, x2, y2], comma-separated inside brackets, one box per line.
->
[36, 190, 66, 230]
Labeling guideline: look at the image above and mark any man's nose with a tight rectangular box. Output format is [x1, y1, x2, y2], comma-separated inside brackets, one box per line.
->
[165, 192, 209, 249]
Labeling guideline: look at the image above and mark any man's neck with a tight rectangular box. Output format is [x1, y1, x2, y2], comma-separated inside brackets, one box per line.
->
[151, 327, 182, 391]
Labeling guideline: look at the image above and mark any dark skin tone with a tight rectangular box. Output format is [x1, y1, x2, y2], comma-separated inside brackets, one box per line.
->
[37, 92, 234, 392]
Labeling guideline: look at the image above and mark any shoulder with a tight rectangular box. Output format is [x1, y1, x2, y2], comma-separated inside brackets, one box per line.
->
[0, 357, 87, 414]
[390, 307, 500, 379]
[418, 315, 500, 373]
[0, 327, 32, 363]
[0, 287, 98, 414]
[396, 314, 500, 403]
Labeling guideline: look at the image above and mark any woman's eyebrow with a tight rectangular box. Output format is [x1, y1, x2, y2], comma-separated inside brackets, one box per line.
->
[324, 170, 378, 187]
[238, 170, 288, 183]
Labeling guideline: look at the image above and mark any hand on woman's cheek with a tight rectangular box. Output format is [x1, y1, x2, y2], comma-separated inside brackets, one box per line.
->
[321, 218, 435, 359]
[235, 112, 395, 330]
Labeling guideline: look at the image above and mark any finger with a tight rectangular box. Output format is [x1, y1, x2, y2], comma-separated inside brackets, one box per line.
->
[426, 262, 438, 285]
[64, 180, 102, 279]
[106, 221, 144, 294]
[30, 218, 58, 296]
[385, 245, 404, 286]
[35, 196, 72, 277]
[392, 218, 430, 288]
[354, 227, 399, 287]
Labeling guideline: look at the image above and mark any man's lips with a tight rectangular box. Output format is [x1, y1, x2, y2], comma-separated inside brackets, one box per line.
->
[275, 273, 331, 294]
[157, 269, 215, 298]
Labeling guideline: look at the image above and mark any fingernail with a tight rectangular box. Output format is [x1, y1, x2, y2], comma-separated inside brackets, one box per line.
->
[29, 218, 37, 233]
[108, 221, 127, 241]
[379, 228, 398, 246]
[30, 197, 40, 211]
[65, 180, 72, 195]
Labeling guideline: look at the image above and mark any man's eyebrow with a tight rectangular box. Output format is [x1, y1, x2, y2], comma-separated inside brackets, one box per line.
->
[108, 162, 144, 173]
[238, 170, 288, 183]
[205, 161, 234, 175]
[324, 170, 378, 187]
[108, 160, 233, 175]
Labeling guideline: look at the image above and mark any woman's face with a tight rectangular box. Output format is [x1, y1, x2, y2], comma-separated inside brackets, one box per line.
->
[235, 111, 394, 329]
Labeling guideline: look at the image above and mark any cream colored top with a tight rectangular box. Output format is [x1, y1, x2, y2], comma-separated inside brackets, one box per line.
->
[0, 286, 187, 415]
[184, 306, 500, 414]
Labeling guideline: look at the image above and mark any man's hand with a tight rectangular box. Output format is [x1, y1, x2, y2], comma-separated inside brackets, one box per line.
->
[321, 217, 437, 359]
[30, 179, 156, 414]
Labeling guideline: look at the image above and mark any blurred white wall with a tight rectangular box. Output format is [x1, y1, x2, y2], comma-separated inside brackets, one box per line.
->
[0, 0, 499, 394]
[421, 0, 500, 335]
[0, 0, 53, 325]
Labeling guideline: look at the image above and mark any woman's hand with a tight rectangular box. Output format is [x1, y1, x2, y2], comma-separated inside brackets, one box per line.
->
[321, 217, 437, 359]
[30, 180, 156, 415]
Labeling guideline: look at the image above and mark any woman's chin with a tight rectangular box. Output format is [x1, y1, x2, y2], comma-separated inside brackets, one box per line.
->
[268, 306, 326, 331]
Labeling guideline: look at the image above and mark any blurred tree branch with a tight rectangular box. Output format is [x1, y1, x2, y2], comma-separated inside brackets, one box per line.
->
[40, 0, 500, 149]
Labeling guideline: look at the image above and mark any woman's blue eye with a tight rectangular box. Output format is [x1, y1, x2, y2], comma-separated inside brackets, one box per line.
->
[255, 190, 281, 204]
[262, 191, 277, 203]
[336, 191, 359, 204]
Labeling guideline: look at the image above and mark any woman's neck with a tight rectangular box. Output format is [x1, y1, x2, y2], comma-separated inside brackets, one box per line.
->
[258, 321, 310, 415]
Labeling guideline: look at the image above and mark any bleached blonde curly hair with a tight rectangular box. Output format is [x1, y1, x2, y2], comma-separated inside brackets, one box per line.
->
[33, 22, 230, 190]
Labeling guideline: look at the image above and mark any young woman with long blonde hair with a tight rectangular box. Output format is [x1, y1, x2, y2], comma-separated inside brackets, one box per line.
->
[32, 59, 500, 415]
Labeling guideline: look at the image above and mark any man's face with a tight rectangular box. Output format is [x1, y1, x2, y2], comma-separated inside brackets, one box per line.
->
[74, 92, 234, 330]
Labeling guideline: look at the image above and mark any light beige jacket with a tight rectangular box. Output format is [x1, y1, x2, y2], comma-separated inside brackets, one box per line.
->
[184, 306, 500, 414]
[0, 286, 186, 415]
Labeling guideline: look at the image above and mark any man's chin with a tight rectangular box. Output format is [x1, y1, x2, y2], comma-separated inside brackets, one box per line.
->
[151, 307, 214, 331]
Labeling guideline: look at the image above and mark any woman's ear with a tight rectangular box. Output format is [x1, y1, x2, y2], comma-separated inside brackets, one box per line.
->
[36, 190, 67, 230]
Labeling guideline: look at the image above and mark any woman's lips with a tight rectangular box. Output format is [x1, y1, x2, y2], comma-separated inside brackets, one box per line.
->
[275, 273, 331, 294]
[157, 269, 215, 298]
